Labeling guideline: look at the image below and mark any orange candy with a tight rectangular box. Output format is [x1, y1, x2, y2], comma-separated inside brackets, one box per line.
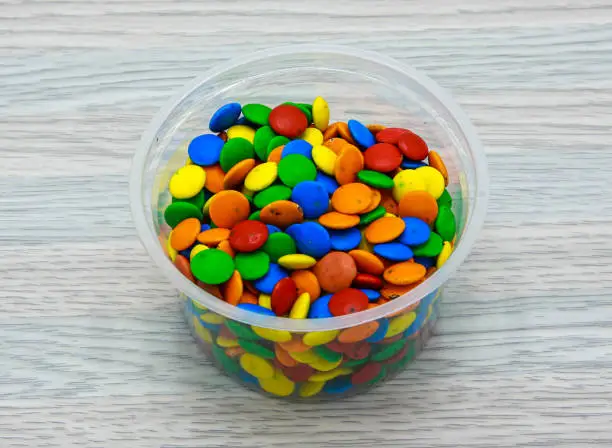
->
[428, 150, 449, 186]
[209, 190, 250, 228]
[217, 239, 236, 258]
[335, 145, 364, 185]
[221, 270, 243, 306]
[223, 158, 256, 189]
[360, 189, 382, 214]
[260, 200, 304, 227]
[323, 137, 349, 155]
[380, 190, 399, 215]
[174, 254, 195, 282]
[203, 165, 225, 194]
[338, 321, 380, 343]
[291, 270, 321, 302]
[275, 344, 298, 367]
[367, 124, 386, 134]
[380, 283, 418, 300]
[267, 146, 284, 163]
[331, 183, 372, 214]
[225, 346, 245, 358]
[312, 251, 357, 293]
[383, 261, 427, 285]
[239, 290, 259, 305]
[348, 249, 385, 275]
[336, 122, 356, 144]
[398, 190, 439, 225]
[279, 336, 311, 353]
[365, 216, 406, 244]
[170, 218, 200, 250]
[197, 228, 231, 246]
[323, 122, 340, 140]
[318, 211, 360, 229]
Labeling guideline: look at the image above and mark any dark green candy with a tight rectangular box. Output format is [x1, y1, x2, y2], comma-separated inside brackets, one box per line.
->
[313, 345, 343, 363]
[212, 344, 241, 374]
[343, 357, 369, 368]
[371, 339, 406, 362]
[359, 205, 386, 226]
[254, 126, 277, 161]
[249, 210, 261, 221]
[225, 320, 260, 341]
[435, 205, 456, 242]
[262, 232, 296, 262]
[238, 339, 275, 359]
[278, 154, 317, 187]
[164, 202, 203, 228]
[437, 189, 453, 208]
[412, 232, 444, 257]
[253, 185, 292, 209]
[190, 249, 235, 285]
[357, 170, 394, 189]
[235, 251, 270, 280]
[219, 138, 255, 172]
[267, 136, 290, 157]
[242, 103, 272, 127]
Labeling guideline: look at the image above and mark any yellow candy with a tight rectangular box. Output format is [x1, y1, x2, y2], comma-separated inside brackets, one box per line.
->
[192, 317, 213, 343]
[259, 369, 295, 397]
[288, 349, 319, 364]
[191, 299, 208, 313]
[242, 185, 255, 198]
[227, 124, 255, 143]
[244, 162, 278, 192]
[385, 312, 417, 338]
[299, 381, 325, 398]
[252, 326, 292, 342]
[415, 166, 445, 199]
[384, 212, 396, 218]
[311, 145, 337, 175]
[216, 335, 240, 348]
[166, 231, 177, 262]
[168, 165, 206, 199]
[312, 96, 330, 131]
[258, 293, 272, 310]
[302, 330, 339, 346]
[436, 241, 452, 268]
[278, 254, 316, 270]
[239, 353, 275, 379]
[358, 230, 373, 252]
[185, 156, 192, 165]
[289, 292, 310, 319]
[309, 356, 343, 372]
[392, 170, 426, 202]
[200, 312, 225, 325]
[300, 127, 324, 146]
[308, 367, 352, 382]
[189, 244, 209, 261]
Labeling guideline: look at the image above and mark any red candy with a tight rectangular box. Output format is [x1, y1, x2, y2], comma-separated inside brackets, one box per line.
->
[229, 220, 269, 252]
[375, 127, 408, 145]
[271, 277, 298, 316]
[269, 105, 308, 138]
[275, 361, 315, 382]
[352, 273, 383, 290]
[351, 362, 382, 385]
[397, 131, 429, 161]
[344, 341, 371, 360]
[328, 288, 369, 316]
[363, 143, 402, 172]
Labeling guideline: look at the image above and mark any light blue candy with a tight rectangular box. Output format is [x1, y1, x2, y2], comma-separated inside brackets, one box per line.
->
[366, 318, 390, 343]
[329, 228, 361, 251]
[209, 102, 241, 133]
[373, 242, 413, 261]
[281, 139, 313, 159]
[348, 119, 375, 149]
[187, 134, 225, 166]
[291, 181, 329, 219]
[360, 289, 381, 301]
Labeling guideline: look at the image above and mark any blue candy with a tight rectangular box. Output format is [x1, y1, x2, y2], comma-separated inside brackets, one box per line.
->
[414, 256, 435, 268]
[404, 311, 426, 337]
[236, 303, 276, 316]
[187, 134, 224, 166]
[253, 263, 288, 294]
[179, 247, 193, 259]
[315, 172, 339, 196]
[209, 102, 241, 133]
[200, 223, 211, 232]
[366, 318, 390, 343]
[401, 160, 427, 169]
[281, 139, 313, 159]
[398, 217, 430, 246]
[197, 316, 222, 330]
[239, 369, 259, 384]
[291, 222, 331, 258]
[329, 228, 361, 251]
[285, 223, 301, 241]
[291, 181, 329, 219]
[373, 242, 413, 261]
[348, 119, 375, 149]
[266, 224, 282, 234]
[323, 375, 353, 394]
[360, 289, 381, 301]
[308, 294, 333, 318]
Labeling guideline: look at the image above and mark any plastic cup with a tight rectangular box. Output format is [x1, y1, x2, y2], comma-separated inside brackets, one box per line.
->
[130, 45, 488, 400]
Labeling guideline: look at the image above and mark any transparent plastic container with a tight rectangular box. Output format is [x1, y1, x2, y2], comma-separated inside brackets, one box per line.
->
[130, 45, 488, 400]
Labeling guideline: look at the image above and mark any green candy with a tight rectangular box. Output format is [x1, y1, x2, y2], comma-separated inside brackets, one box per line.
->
[238, 339, 275, 359]
[359, 205, 386, 226]
[225, 320, 260, 341]
[190, 249, 235, 285]
[249, 210, 261, 221]
[219, 138, 255, 172]
[357, 170, 394, 189]
[242, 103, 272, 127]
[164, 202, 203, 228]
[371, 339, 406, 362]
[412, 232, 444, 257]
[343, 357, 369, 368]
[253, 185, 292, 209]
[278, 154, 317, 187]
[435, 205, 456, 242]
[267, 136, 290, 157]
[212, 344, 241, 374]
[253, 126, 277, 161]
[235, 251, 270, 280]
[437, 189, 453, 208]
[172, 189, 208, 210]
[313, 345, 343, 363]
[262, 232, 296, 262]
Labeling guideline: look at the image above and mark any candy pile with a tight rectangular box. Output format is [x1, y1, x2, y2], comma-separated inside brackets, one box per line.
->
[164, 98, 455, 320]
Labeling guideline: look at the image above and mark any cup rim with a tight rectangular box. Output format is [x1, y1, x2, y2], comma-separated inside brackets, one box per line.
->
[129, 44, 489, 332]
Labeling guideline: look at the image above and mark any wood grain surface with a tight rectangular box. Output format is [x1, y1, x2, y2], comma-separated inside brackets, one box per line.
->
[2, 0, 612, 447]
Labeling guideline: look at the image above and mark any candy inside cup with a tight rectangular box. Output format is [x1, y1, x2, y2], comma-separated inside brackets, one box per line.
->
[130, 44, 488, 399]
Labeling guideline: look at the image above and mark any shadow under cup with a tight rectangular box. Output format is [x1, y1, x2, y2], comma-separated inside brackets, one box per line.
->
[130, 45, 488, 400]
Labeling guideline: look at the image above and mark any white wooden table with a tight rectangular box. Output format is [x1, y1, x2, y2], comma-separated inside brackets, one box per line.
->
[2, 1, 612, 446]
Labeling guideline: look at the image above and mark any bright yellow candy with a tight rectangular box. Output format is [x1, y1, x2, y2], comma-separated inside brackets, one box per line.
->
[278, 254, 316, 270]
[289, 292, 310, 319]
[308, 367, 352, 382]
[239, 353, 274, 379]
[252, 326, 292, 342]
[217, 335, 240, 348]
[299, 381, 325, 398]
[200, 312, 225, 325]
[288, 349, 319, 364]
[166, 231, 177, 262]
[185, 156, 192, 165]
[258, 293, 272, 310]
[436, 241, 452, 268]
[300, 127, 324, 146]
[192, 317, 212, 343]
[392, 169, 426, 202]
[385, 312, 417, 338]
[312, 96, 330, 131]
[227, 124, 255, 143]
[358, 230, 373, 252]
[302, 330, 339, 346]
[242, 185, 255, 198]
[311, 144, 337, 175]
[259, 369, 295, 397]
[415, 166, 445, 199]
[244, 162, 278, 191]
[168, 165, 206, 199]
[189, 244, 208, 261]
[309, 355, 343, 372]
[384, 212, 396, 218]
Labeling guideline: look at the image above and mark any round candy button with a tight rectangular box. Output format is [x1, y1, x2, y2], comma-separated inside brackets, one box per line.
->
[347, 119, 375, 149]
[269, 104, 309, 138]
[190, 249, 235, 285]
[271, 277, 299, 316]
[397, 131, 429, 161]
[291, 181, 329, 219]
[188, 134, 225, 166]
[364, 143, 403, 172]
[328, 288, 369, 316]
[229, 220, 269, 252]
[209, 102, 241, 133]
